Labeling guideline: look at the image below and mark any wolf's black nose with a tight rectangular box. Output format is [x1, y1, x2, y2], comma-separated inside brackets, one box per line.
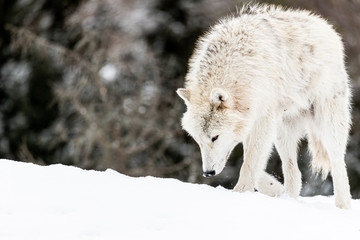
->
[203, 170, 216, 178]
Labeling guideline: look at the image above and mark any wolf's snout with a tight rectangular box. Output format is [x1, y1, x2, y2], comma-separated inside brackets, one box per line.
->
[203, 170, 216, 178]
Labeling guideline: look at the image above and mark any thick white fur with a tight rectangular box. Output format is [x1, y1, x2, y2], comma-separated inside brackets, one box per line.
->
[177, 5, 352, 209]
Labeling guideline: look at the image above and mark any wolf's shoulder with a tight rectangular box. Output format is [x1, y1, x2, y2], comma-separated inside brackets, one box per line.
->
[236, 3, 313, 19]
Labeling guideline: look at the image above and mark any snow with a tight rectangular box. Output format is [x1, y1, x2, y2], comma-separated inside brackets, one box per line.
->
[99, 64, 118, 83]
[0, 159, 359, 240]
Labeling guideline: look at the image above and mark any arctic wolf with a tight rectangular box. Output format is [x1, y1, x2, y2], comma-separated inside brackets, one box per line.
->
[177, 4, 352, 209]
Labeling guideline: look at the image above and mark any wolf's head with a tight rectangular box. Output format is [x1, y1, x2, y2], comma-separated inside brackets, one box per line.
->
[177, 87, 250, 177]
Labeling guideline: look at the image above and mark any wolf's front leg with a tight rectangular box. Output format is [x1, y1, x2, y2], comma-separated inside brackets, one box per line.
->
[234, 115, 276, 193]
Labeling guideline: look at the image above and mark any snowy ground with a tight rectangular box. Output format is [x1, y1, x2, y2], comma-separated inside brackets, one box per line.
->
[0, 159, 359, 240]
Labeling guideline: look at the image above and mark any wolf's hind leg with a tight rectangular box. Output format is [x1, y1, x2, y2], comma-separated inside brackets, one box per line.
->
[310, 95, 352, 209]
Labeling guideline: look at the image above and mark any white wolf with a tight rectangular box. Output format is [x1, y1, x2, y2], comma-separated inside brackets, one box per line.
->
[177, 4, 352, 209]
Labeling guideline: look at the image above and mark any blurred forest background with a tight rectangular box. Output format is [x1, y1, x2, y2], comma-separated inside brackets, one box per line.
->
[1, 0, 360, 198]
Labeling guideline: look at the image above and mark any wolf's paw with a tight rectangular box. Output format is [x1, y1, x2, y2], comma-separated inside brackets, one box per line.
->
[255, 172, 285, 197]
[233, 183, 254, 193]
[335, 197, 351, 209]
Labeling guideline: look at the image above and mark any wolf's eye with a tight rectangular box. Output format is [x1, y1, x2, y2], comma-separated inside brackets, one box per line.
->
[211, 135, 219, 142]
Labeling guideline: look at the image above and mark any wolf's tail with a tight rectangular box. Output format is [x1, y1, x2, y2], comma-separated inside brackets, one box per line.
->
[307, 133, 331, 180]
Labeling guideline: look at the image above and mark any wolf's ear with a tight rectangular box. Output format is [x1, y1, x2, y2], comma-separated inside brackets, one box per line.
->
[177, 88, 190, 105]
[210, 88, 229, 109]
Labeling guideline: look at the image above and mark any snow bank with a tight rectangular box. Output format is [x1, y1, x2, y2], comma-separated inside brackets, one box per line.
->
[0, 159, 359, 240]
